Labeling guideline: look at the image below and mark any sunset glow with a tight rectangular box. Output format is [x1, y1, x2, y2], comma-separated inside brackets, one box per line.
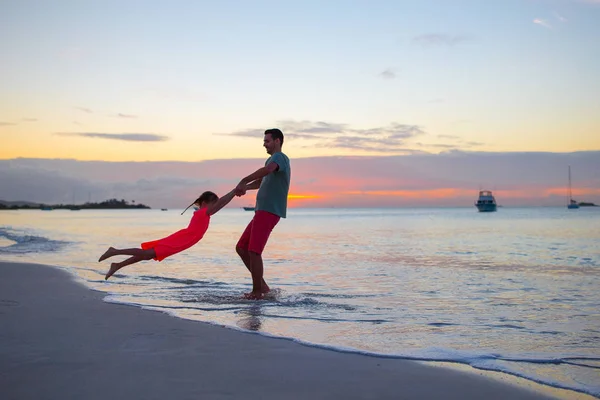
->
[1, 1, 599, 207]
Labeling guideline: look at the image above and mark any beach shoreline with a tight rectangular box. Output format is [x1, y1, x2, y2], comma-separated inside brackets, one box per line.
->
[2, 260, 594, 400]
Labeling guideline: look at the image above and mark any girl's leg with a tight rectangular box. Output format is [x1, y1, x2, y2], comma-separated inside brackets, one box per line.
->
[104, 249, 156, 280]
[99, 247, 154, 262]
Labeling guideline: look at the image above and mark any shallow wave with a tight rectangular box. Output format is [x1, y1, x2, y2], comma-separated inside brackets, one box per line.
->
[136, 274, 226, 286]
[300, 292, 377, 299]
[246, 312, 389, 324]
[100, 292, 600, 398]
[79, 264, 600, 398]
[0, 227, 69, 254]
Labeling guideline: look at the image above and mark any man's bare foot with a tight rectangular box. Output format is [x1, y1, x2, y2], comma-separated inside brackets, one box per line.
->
[262, 284, 270, 294]
[98, 247, 117, 262]
[244, 291, 265, 300]
[105, 263, 121, 280]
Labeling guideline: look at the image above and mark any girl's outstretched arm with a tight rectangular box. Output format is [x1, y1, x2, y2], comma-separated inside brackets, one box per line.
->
[206, 189, 237, 216]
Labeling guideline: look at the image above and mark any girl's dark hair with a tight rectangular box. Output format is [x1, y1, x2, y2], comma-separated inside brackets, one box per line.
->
[181, 191, 218, 215]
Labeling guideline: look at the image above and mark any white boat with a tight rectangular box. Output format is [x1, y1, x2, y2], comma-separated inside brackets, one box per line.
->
[475, 190, 497, 212]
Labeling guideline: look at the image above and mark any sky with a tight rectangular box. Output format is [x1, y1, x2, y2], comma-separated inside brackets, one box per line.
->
[1, 0, 599, 207]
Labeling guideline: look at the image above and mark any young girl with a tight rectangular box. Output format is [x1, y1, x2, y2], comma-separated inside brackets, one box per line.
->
[98, 189, 237, 280]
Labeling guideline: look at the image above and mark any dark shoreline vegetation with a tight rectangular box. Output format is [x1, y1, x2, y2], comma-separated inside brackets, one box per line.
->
[0, 199, 597, 211]
[0, 199, 151, 210]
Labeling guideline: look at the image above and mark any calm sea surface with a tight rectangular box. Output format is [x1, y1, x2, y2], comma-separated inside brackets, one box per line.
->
[1, 207, 599, 397]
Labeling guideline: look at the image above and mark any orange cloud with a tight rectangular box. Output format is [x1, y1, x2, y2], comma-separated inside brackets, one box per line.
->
[288, 193, 321, 199]
[343, 188, 468, 199]
[341, 187, 600, 200]
[3, 153, 599, 208]
[543, 187, 600, 197]
[287, 193, 324, 207]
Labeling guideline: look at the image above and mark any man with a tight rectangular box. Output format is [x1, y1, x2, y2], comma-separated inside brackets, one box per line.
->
[235, 128, 291, 300]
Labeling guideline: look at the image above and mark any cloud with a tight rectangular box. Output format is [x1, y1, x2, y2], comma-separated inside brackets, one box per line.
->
[0, 118, 36, 126]
[285, 133, 324, 141]
[466, 141, 485, 147]
[2, 152, 599, 208]
[433, 135, 486, 148]
[533, 18, 552, 29]
[0, 158, 252, 208]
[219, 120, 426, 153]
[280, 120, 347, 134]
[423, 135, 486, 149]
[438, 134, 459, 139]
[353, 123, 425, 138]
[416, 142, 456, 149]
[221, 128, 265, 139]
[378, 68, 397, 80]
[75, 107, 92, 113]
[220, 121, 347, 139]
[323, 136, 421, 153]
[0, 163, 222, 208]
[55, 132, 169, 142]
[412, 34, 471, 47]
[553, 11, 567, 22]
[115, 113, 138, 119]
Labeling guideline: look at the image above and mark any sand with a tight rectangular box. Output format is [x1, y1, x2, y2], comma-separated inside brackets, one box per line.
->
[0, 261, 563, 400]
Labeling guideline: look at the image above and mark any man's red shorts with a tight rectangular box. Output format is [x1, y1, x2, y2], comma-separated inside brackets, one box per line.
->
[236, 210, 280, 255]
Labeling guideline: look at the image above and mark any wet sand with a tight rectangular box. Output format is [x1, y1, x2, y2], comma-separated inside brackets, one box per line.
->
[0, 261, 560, 400]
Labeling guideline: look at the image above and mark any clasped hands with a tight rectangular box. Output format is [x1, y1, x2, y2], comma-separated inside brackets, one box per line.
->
[234, 183, 246, 197]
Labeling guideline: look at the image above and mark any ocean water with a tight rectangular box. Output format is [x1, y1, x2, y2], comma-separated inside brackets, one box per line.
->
[1, 207, 599, 397]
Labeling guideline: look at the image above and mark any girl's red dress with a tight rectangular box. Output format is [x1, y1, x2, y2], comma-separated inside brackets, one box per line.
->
[141, 207, 210, 261]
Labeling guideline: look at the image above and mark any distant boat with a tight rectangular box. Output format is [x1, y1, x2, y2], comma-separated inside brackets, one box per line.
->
[243, 206, 255, 211]
[161, 208, 168, 211]
[69, 207, 81, 211]
[40, 206, 53, 211]
[475, 190, 497, 212]
[567, 165, 579, 210]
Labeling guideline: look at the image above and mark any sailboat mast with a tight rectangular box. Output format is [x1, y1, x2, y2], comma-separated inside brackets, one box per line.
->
[568, 165, 574, 203]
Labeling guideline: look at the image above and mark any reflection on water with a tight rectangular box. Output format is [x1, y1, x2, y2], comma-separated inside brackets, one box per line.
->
[237, 303, 264, 331]
[1, 207, 600, 397]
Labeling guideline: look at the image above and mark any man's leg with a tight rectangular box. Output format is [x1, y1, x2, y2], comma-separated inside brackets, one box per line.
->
[236, 218, 254, 278]
[245, 211, 280, 300]
[236, 247, 270, 293]
[248, 251, 264, 297]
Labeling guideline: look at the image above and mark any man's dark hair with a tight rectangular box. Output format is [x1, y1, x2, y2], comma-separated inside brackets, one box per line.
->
[265, 128, 284, 145]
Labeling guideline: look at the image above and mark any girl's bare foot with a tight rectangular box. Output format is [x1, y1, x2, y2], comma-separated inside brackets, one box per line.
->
[98, 247, 117, 262]
[105, 263, 121, 280]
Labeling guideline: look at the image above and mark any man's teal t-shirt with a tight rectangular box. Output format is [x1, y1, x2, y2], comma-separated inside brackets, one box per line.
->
[255, 152, 291, 218]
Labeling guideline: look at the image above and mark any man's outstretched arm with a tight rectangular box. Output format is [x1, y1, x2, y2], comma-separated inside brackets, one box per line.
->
[236, 163, 279, 194]
[245, 179, 262, 191]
